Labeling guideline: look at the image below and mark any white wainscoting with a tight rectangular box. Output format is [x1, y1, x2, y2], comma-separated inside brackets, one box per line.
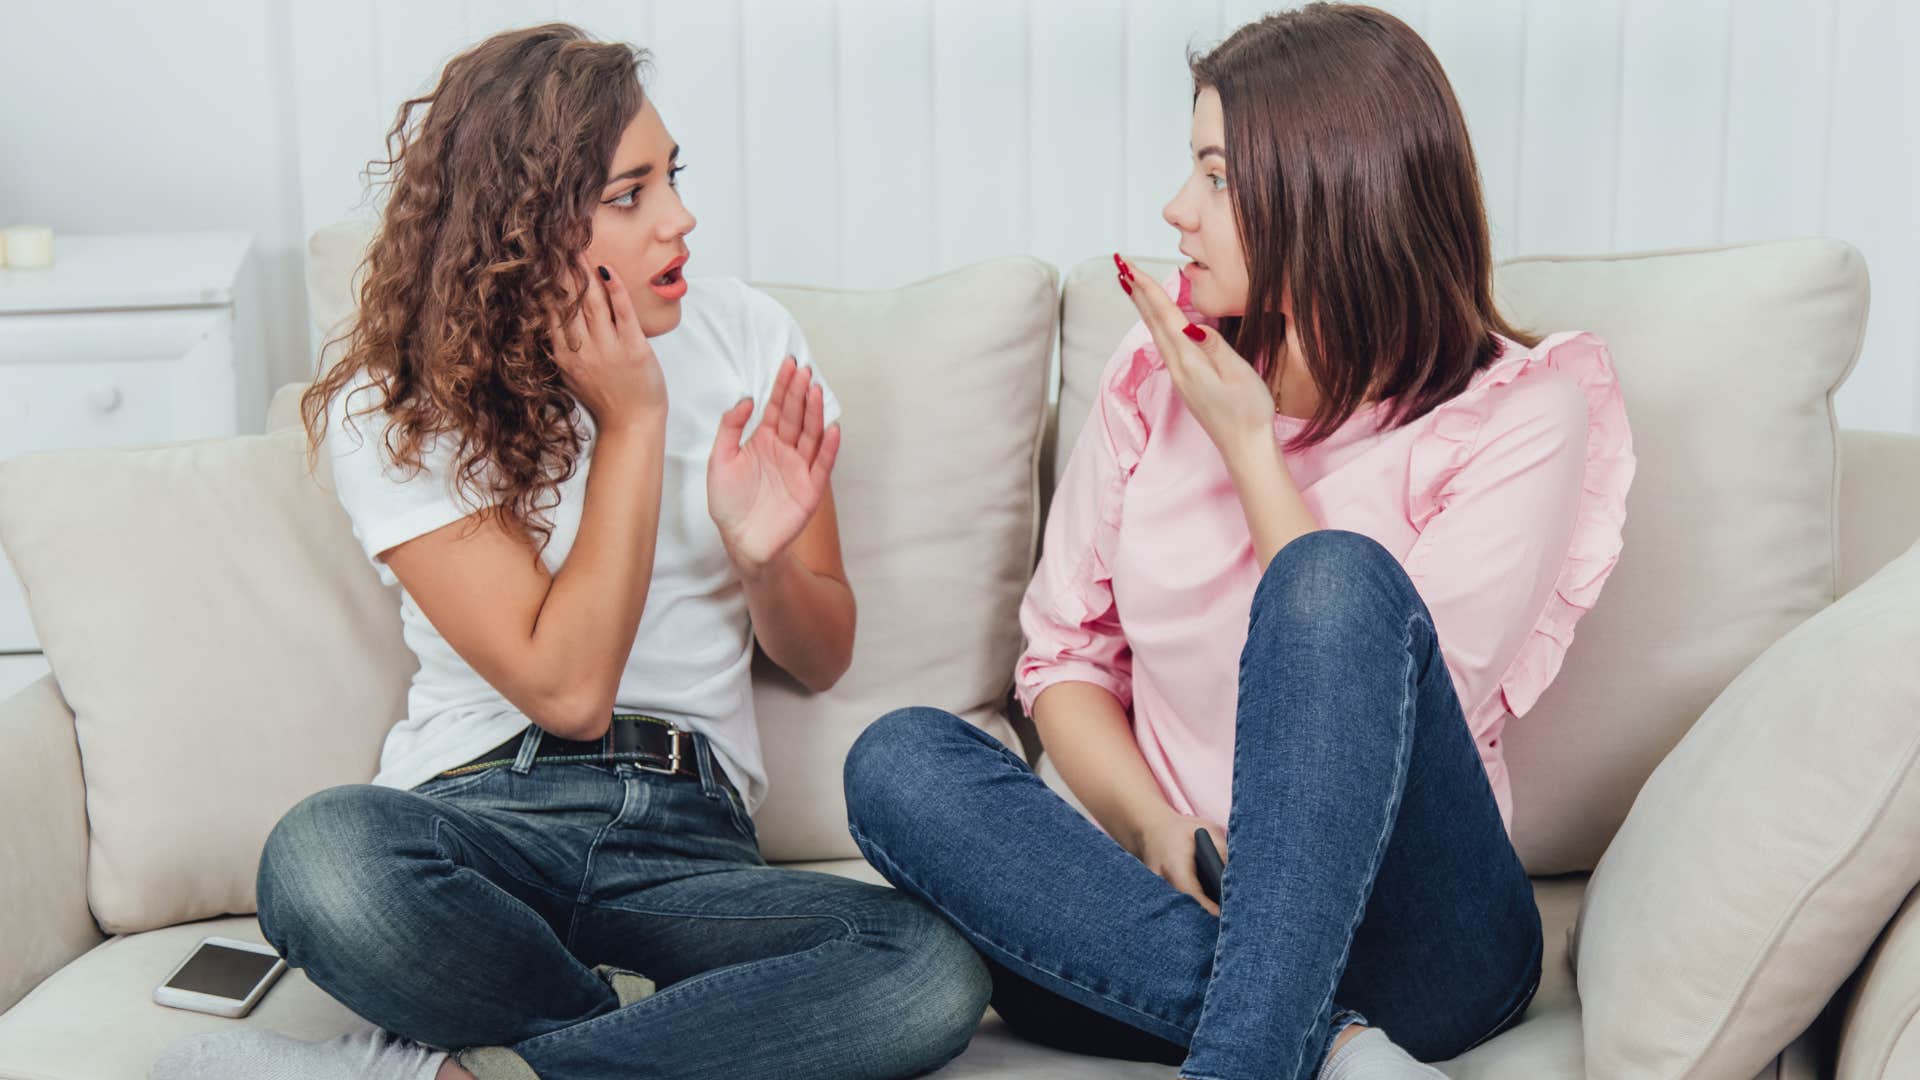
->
[288, 0, 1920, 433]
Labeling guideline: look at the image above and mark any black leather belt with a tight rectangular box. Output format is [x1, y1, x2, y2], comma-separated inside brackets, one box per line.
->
[437, 714, 733, 796]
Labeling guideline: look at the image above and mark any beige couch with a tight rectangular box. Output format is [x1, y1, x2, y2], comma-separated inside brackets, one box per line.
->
[2, 228, 1919, 1079]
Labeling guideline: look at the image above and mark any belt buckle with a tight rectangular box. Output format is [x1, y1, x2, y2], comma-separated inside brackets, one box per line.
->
[635, 727, 683, 776]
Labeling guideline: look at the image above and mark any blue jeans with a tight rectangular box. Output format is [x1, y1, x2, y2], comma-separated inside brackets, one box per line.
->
[256, 726, 990, 1080]
[843, 530, 1542, 1080]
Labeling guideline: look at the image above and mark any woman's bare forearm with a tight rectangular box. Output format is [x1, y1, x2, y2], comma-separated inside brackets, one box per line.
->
[527, 417, 667, 737]
[1225, 437, 1319, 572]
[742, 546, 855, 692]
[1032, 681, 1176, 855]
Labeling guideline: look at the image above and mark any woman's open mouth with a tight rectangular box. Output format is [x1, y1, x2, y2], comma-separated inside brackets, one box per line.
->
[649, 254, 689, 300]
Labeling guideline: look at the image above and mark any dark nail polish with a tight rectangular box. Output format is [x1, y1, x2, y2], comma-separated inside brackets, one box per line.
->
[1183, 323, 1206, 342]
[597, 265, 610, 281]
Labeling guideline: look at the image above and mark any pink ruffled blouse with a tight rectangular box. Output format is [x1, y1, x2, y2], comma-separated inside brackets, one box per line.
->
[1015, 272, 1635, 836]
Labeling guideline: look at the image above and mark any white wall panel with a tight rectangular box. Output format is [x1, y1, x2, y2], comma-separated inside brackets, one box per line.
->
[1424, 0, 1526, 260]
[1614, 0, 1732, 251]
[742, 0, 840, 284]
[1122, 0, 1226, 259]
[931, 0, 1032, 274]
[838, 0, 936, 289]
[1721, 0, 1831, 243]
[1827, 0, 1920, 434]
[1515, 0, 1624, 255]
[650, 0, 750, 280]
[260, 0, 1920, 432]
[1029, 0, 1126, 280]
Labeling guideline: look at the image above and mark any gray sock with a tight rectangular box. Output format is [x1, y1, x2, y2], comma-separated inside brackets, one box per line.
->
[447, 963, 657, 1079]
[1316, 1026, 1448, 1080]
[592, 962, 656, 1006]
[148, 1026, 447, 1080]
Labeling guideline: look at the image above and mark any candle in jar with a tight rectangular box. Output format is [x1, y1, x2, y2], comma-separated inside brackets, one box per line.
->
[1, 226, 54, 269]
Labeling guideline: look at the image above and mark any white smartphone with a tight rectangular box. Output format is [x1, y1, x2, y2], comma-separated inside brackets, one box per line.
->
[152, 936, 288, 1018]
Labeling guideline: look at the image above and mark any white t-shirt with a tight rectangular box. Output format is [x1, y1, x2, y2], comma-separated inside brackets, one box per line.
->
[324, 277, 840, 813]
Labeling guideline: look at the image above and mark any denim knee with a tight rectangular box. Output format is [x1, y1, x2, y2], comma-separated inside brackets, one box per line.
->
[1257, 529, 1398, 600]
[867, 895, 992, 1069]
[843, 706, 963, 827]
[255, 784, 402, 956]
[1250, 530, 1421, 640]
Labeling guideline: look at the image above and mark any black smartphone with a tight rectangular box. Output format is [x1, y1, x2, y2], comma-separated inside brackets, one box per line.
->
[1194, 828, 1224, 904]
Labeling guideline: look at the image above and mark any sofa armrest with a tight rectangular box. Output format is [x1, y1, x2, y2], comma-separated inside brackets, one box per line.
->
[1839, 429, 1920, 596]
[265, 382, 303, 433]
[0, 675, 103, 1013]
[1838, 884, 1920, 1079]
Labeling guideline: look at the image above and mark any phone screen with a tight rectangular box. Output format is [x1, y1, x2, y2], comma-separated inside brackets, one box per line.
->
[165, 943, 280, 1000]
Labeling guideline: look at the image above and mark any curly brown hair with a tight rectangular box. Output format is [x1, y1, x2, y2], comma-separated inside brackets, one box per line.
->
[301, 24, 648, 555]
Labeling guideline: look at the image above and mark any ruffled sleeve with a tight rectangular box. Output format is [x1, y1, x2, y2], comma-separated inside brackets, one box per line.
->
[1013, 270, 1204, 716]
[1401, 330, 1636, 736]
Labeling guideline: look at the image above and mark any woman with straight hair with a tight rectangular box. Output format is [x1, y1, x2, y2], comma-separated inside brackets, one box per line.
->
[845, 6, 1635, 1080]
[150, 23, 988, 1080]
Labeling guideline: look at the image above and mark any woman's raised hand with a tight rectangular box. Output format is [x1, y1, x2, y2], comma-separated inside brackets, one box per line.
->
[1115, 253, 1275, 464]
[548, 255, 668, 432]
[707, 356, 842, 578]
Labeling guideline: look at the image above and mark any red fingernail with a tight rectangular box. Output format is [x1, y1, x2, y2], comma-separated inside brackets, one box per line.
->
[1118, 276, 1133, 295]
[1183, 323, 1206, 342]
[1113, 252, 1126, 274]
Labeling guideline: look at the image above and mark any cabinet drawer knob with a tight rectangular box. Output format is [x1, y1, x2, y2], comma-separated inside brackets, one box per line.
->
[86, 385, 124, 413]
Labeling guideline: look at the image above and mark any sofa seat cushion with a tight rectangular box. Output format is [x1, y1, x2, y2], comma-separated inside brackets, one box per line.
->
[0, 857, 1164, 1080]
[0, 862, 1596, 1080]
[0, 915, 365, 1080]
[0, 866, 1820, 1079]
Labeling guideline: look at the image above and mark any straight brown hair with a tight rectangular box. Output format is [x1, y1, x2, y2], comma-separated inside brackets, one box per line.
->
[1190, 3, 1538, 449]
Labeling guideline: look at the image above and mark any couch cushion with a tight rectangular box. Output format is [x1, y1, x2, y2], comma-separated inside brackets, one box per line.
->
[1574, 539, 1920, 1079]
[1056, 240, 1868, 874]
[0, 432, 414, 935]
[303, 220, 1059, 861]
[0, 865, 1824, 1079]
[0, 915, 367, 1080]
[1838, 430, 1920, 596]
[1838, 882, 1920, 1080]
[743, 273, 1055, 858]
[1492, 240, 1866, 873]
[0, 863, 1620, 1080]
[0, 859, 1180, 1080]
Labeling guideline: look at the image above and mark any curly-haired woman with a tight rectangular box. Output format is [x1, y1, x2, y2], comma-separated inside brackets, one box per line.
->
[150, 24, 988, 1080]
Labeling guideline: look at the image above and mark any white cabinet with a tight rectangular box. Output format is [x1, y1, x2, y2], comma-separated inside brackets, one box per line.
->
[0, 232, 264, 663]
